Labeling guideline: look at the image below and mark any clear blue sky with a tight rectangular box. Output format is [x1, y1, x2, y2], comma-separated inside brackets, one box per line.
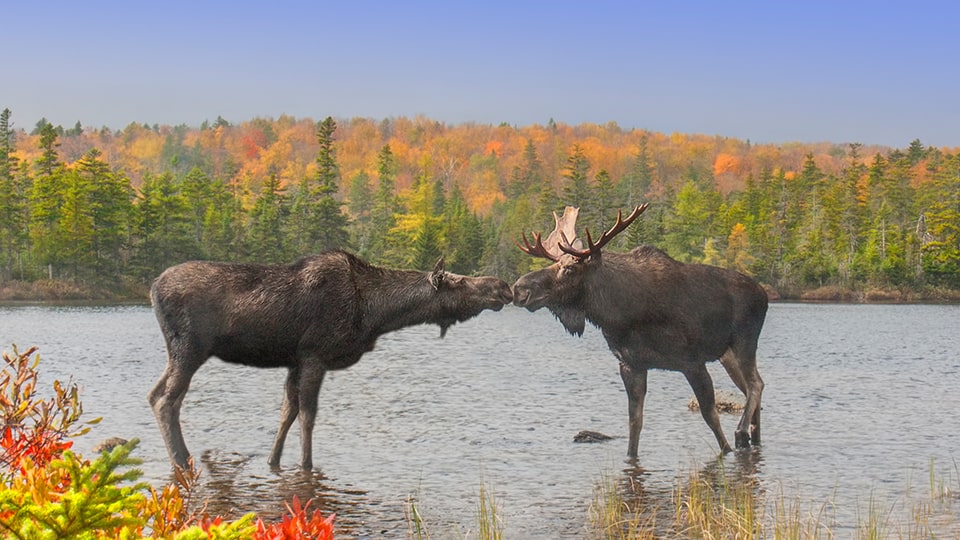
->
[6, 1, 958, 148]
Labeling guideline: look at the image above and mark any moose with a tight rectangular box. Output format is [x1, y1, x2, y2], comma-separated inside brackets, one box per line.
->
[513, 205, 768, 456]
[149, 250, 513, 471]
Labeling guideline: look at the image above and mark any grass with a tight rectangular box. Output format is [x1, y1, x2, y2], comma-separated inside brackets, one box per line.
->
[475, 480, 504, 540]
[406, 460, 958, 539]
[406, 478, 504, 540]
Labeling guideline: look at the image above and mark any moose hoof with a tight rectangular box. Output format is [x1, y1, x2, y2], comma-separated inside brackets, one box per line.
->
[735, 431, 751, 449]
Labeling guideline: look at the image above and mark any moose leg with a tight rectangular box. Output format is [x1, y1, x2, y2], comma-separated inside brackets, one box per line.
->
[721, 347, 763, 447]
[719, 349, 752, 448]
[295, 366, 327, 471]
[268, 367, 301, 468]
[684, 364, 733, 453]
[619, 362, 648, 458]
[741, 354, 764, 447]
[148, 360, 201, 469]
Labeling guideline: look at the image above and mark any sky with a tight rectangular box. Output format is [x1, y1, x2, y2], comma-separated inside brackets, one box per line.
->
[5, 1, 959, 148]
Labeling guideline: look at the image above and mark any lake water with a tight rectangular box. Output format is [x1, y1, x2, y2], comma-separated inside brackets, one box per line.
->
[1, 302, 958, 538]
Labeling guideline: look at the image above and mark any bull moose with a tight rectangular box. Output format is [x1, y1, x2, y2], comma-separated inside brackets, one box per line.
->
[513, 205, 767, 456]
[149, 250, 513, 471]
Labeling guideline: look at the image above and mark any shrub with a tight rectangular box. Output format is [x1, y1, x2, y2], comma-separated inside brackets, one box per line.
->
[1, 345, 335, 539]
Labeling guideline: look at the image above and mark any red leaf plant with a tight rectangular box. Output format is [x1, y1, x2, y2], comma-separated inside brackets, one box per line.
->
[255, 495, 335, 540]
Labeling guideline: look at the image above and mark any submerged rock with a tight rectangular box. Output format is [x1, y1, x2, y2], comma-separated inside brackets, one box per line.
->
[92, 437, 129, 453]
[687, 390, 745, 414]
[573, 430, 615, 443]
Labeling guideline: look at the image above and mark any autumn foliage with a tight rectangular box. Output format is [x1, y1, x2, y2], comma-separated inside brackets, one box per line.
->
[0, 345, 335, 539]
[1, 109, 959, 298]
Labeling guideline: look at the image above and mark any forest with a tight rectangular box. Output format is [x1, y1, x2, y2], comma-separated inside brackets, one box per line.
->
[0, 108, 958, 300]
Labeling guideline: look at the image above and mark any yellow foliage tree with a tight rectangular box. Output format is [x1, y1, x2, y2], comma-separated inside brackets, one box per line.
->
[725, 223, 754, 274]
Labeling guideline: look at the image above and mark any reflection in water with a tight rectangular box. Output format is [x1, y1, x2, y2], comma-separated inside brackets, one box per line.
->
[699, 447, 765, 488]
[610, 450, 768, 537]
[186, 449, 380, 537]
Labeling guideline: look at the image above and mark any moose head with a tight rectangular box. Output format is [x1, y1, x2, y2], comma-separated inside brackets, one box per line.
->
[512, 204, 649, 334]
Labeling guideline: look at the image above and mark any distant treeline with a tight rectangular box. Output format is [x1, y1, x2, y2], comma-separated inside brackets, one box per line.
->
[1, 108, 958, 297]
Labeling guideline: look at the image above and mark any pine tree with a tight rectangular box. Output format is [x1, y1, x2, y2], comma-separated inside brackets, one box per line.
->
[132, 171, 196, 278]
[77, 148, 133, 279]
[829, 143, 867, 284]
[346, 170, 374, 258]
[918, 153, 960, 286]
[441, 184, 485, 274]
[507, 139, 544, 199]
[561, 144, 592, 225]
[620, 135, 656, 205]
[29, 123, 68, 278]
[786, 154, 830, 287]
[58, 167, 95, 279]
[307, 116, 349, 252]
[0, 109, 25, 279]
[201, 176, 245, 261]
[663, 180, 722, 263]
[593, 169, 615, 233]
[392, 172, 442, 270]
[247, 171, 290, 263]
[180, 167, 213, 246]
[369, 144, 400, 264]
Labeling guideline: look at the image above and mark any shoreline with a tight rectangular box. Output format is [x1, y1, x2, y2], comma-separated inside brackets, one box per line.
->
[2, 278, 959, 305]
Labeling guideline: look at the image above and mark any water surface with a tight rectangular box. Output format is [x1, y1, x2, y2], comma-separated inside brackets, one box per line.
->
[1, 302, 957, 537]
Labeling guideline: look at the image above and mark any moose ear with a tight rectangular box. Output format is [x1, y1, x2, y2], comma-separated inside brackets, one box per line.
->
[430, 257, 446, 290]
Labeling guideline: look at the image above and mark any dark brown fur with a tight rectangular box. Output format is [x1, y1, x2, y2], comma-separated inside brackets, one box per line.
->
[149, 250, 513, 470]
[514, 242, 767, 457]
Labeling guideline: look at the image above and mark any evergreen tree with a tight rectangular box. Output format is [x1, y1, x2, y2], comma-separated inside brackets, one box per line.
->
[392, 174, 442, 270]
[828, 143, 867, 284]
[201, 176, 246, 261]
[369, 144, 400, 264]
[76, 148, 133, 279]
[304, 116, 349, 252]
[507, 138, 544, 199]
[0, 109, 25, 279]
[561, 144, 592, 225]
[29, 123, 68, 278]
[441, 184, 484, 274]
[411, 217, 443, 271]
[906, 139, 926, 165]
[663, 180, 722, 263]
[247, 171, 290, 263]
[858, 153, 900, 283]
[180, 167, 213, 246]
[786, 154, 830, 287]
[620, 135, 656, 205]
[431, 178, 446, 216]
[918, 153, 960, 286]
[58, 167, 95, 279]
[739, 168, 786, 284]
[593, 169, 616, 233]
[346, 170, 374, 258]
[132, 171, 196, 278]
[34, 122, 61, 178]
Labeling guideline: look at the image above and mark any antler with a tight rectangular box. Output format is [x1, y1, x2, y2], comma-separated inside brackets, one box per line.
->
[516, 232, 560, 261]
[516, 206, 580, 261]
[558, 204, 649, 258]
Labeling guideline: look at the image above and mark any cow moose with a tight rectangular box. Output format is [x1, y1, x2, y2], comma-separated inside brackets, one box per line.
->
[512, 205, 768, 456]
[149, 250, 513, 471]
